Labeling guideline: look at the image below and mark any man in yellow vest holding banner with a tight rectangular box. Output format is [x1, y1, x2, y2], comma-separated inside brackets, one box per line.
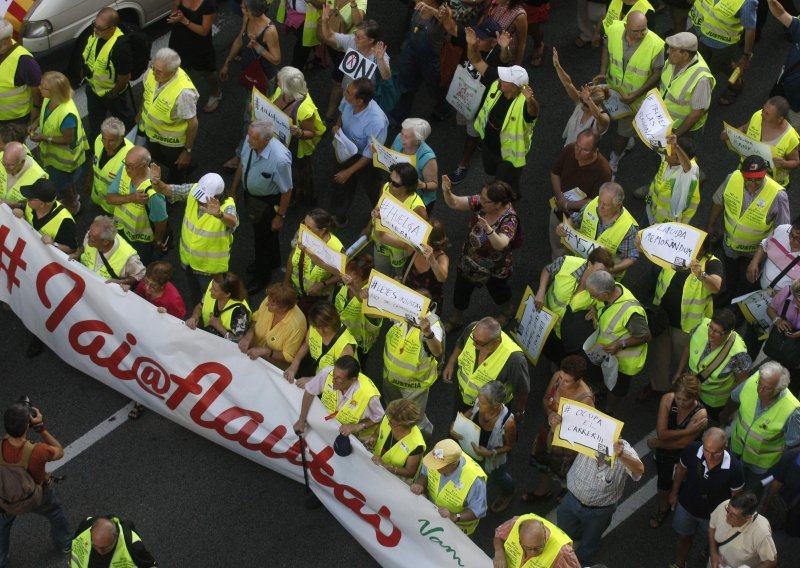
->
[70, 516, 157, 568]
[0, 20, 42, 129]
[492, 514, 580, 568]
[0, 141, 47, 208]
[73, 216, 146, 287]
[410, 438, 488, 536]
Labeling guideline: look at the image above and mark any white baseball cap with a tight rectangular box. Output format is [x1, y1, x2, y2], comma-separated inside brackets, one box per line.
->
[497, 65, 529, 87]
[191, 173, 225, 204]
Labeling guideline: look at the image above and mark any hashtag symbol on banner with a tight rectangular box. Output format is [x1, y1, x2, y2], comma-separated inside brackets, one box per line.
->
[0, 226, 27, 293]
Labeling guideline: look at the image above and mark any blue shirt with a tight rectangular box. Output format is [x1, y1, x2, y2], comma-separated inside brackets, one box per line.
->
[420, 457, 488, 518]
[390, 134, 437, 205]
[695, 0, 758, 49]
[238, 138, 293, 197]
[339, 99, 388, 158]
[108, 167, 168, 222]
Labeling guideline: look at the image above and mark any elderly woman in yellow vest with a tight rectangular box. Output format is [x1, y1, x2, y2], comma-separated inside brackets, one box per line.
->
[284, 302, 357, 383]
[535, 247, 613, 364]
[186, 271, 251, 341]
[335, 254, 382, 361]
[239, 282, 308, 370]
[410, 438, 488, 536]
[390, 118, 439, 214]
[602, 0, 654, 32]
[0, 20, 42, 128]
[271, 66, 326, 205]
[293, 355, 384, 443]
[150, 169, 238, 306]
[75, 216, 146, 287]
[401, 219, 450, 316]
[673, 307, 750, 423]
[450, 381, 517, 514]
[370, 399, 426, 484]
[88, 117, 133, 215]
[635, 135, 700, 225]
[28, 71, 89, 216]
[0, 141, 47, 208]
[492, 514, 578, 568]
[659, 33, 715, 138]
[585, 269, 650, 416]
[730, 361, 800, 482]
[555, 182, 639, 279]
[706, 155, 789, 303]
[594, 12, 664, 177]
[286, 208, 345, 312]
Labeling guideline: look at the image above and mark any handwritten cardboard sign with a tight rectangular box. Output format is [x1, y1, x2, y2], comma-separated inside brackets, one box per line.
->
[375, 192, 431, 250]
[371, 136, 416, 173]
[251, 87, 293, 147]
[604, 88, 633, 120]
[363, 269, 430, 323]
[638, 222, 706, 270]
[298, 224, 346, 275]
[553, 398, 624, 463]
[633, 89, 673, 152]
[732, 289, 773, 334]
[511, 286, 557, 365]
[723, 122, 775, 169]
[561, 215, 604, 259]
[339, 49, 377, 81]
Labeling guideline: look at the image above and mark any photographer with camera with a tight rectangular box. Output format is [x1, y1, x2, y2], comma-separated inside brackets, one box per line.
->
[0, 398, 71, 566]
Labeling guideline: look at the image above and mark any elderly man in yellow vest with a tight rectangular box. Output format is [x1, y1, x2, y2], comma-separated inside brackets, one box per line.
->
[443, 317, 530, 420]
[0, 20, 42, 129]
[73, 216, 146, 287]
[706, 155, 789, 303]
[137, 47, 198, 184]
[555, 182, 639, 278]
[88, 117, 134, 214]
[410, 439, 488, 536]
[730, 361, 800, 490]
[0, 141, 47, 207]
[71, 516, 157, 568]
[493, 514, 580, 568]
[594, 11, 664, 177]
[586, 270, 651, 415]
[81, 8, 136, 139]
[602, 0, 655, 32]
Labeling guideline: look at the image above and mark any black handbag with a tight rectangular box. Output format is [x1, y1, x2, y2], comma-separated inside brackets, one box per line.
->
[763, 298, 800, 368]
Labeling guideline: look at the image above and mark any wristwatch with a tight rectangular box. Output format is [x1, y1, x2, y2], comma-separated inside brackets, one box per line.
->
[455, 513, 461, 522]
[184, 147, 193, 153]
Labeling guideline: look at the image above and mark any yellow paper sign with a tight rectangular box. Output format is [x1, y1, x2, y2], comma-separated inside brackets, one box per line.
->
[552, 398, 624, 465]
[298, 224, 346, 275]
[372, 136, 417, 172]
[362, 269, 430, 323]
[510, 286, 557, 365]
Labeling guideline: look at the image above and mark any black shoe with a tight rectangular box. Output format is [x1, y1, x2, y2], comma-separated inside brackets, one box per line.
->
[304, 493, 322, 510]
[26, 337, 45, 358]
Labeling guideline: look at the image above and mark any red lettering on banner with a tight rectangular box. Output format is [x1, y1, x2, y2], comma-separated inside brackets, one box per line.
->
[36, 262, 85, 331]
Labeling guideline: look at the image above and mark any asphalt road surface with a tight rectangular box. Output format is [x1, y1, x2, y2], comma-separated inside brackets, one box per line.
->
[3, 1, 800, 567]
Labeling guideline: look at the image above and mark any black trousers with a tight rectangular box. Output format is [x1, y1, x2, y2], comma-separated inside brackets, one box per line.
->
[85, 87, 136, 142]
[329, 156, 382, 225]
[247, 192, 282, 283]
[146, 139, 189, 184]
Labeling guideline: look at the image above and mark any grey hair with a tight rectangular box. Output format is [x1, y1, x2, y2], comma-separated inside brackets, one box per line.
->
[401, 118, 432, 143]
[249, 120, 274, 140]
[586, 270, 616, 295]
[475, 317, 502, 341]
[245, 0, 269, 17]
[760, 361, 791, 393]
[599, 182, 625, 207]
[791, 279, 800, 298]
[277, 66, 308, 100]
[478, 381, 506, 407]
[153, 48, 181, 73]
[92, 216, 118, 241]
[702, 427, 727, 446]
[100, 117, 126, 139]
[0, 20, 12, 41]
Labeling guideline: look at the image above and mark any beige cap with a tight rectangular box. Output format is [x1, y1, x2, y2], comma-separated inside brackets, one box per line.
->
[422, 439, 462, 471]
[666, 32, 698, 51]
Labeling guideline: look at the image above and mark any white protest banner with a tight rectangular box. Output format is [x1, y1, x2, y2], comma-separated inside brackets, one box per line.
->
[723, 121, 774, 169]
[363, 269, 431, 323]
[446, 64, 486, 120]
[604, 88, 633, 120]
[561, 215, 603, 259]
[251, 87, 293, 147]
[0, 206, 491, 568]
[633, 89, 674, 152]
[339, 49, 377, 81]
[638, 222, 707, 270]
[510, 286, 557, 365]
[372, 136, 417, 173]
[553, 398, 624, 463]
[732, 289, 773, 333]
[376, 192, 432, 250]
[299, 223, 346, 275]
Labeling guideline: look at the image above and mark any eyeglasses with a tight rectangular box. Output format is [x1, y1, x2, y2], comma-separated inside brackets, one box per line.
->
[123, 160, 143, 168]
[575, 143, 594, 154]
[702, 447, 724, 458]
[472, 333, 494, 348]
[725, 504, 748, 520]
[707, 324, 727, 336]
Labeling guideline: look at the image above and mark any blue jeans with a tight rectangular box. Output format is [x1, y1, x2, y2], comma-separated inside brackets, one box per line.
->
[556, 491, 616, 565]
[0, 486, 71, 567]
[489, 463, 515, 496]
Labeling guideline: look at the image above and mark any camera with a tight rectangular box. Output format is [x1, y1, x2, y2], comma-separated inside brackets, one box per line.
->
[17, 395, 38, 420]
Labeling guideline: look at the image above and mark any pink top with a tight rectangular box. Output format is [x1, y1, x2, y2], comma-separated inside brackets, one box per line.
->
[134, 280, 187, 319]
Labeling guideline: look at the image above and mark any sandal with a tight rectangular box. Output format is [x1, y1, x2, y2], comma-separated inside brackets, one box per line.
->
[649, 508, 669, 528]
[530, 44, 546, 67]
[128, 403, 145, 420]
[203, 94, 222, 113]
[490, 494, 514, 513]
[520, 490, 552, 503]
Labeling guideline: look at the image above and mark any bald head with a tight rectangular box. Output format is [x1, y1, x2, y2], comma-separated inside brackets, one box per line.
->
[2, 142, 26, 175]
[126, 146, 151, 173]
[90, 518, 119, 550]
[519, 519, 548, 556]
[625, 11, 648, 42]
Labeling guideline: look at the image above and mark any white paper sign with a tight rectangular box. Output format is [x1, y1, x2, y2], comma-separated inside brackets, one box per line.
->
[364, 270, 430, 323]
[299, 224, 346, 275]
[732, 289, 773, 331]
[339, 49, 377, 81]
[446, 64, 486, 121]
[604, 88, 632, 119]
[511, 288, 557, 365]
[561, 216, 603, 259]
[633, 89, 673, 151]
[638, 222, 706, 270]
[372, 136, 416, 173]
[251, 88, 293, 147]
[553, 399, 623, 461]
[376, 193, 431, 250]
[724, 122, 775, 169]
[453, 412, 481, 460]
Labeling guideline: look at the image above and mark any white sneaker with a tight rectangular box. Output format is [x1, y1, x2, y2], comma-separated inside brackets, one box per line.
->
[609, 152, 620, 174]
[625, 137, 636, 152]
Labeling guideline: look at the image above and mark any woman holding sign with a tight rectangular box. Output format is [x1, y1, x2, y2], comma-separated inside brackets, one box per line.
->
[403, 219, 450, 316]
[283, 303, 357, 382]
[390, 118, 439, 213]
[335, 254, 383, 361]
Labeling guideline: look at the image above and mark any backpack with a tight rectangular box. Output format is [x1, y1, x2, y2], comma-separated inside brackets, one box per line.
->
[0, 440, 43, 515]
[119, 22, 152, 82]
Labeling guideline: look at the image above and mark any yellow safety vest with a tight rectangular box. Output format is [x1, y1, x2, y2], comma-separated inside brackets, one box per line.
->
[474, 82, 536, 168]
[70, 517, 140, 568]
[603, 0, 654, 32]
[179, 188, 236, 274]
[91, 135, 133, 214]
[290, 232, 344, 296]
[426, 454, 487, 535]
[38, 99, 89, 173]
[744, 110, 800, 187]
[308, 325, 358, 373]
[334, 285, 382, 354]
[320, 369, 380, 439]
[596, 285, 648, 376]
[373, 418, 426, 479]
[0, 42, 34, 121]
[653, 256, 717, 333]
[606, 21, 665, 104]
[200, 280, 250, 333]
[23, 201, 73, 241]
[731, 373, 800, 469]
[80, 237, 138, 280]
[271, 87, 326, 158]
[722, 172, 784, 254]
[0, 154, 47, 204]
[687, 318, 748, 408]
[690, 0, 746, 45]
[383, 319, 442, 391]
[545, 256, 598, 338]
[277, 0, 321, 46]
[457, 331, 522, 406]
[82, 27, 124, 96]
[112, 172, 157, 243]
[647, 157, 700, 224]
[578, 198, 638, 275]
[140, 68, 197, 147]
[373, 183, 426, 269]
[503, 513, 573, 568]
[659, 54, 715, 132]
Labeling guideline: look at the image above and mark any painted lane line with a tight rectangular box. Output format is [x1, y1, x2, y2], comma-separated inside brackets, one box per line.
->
[603, 477, 658, 536]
